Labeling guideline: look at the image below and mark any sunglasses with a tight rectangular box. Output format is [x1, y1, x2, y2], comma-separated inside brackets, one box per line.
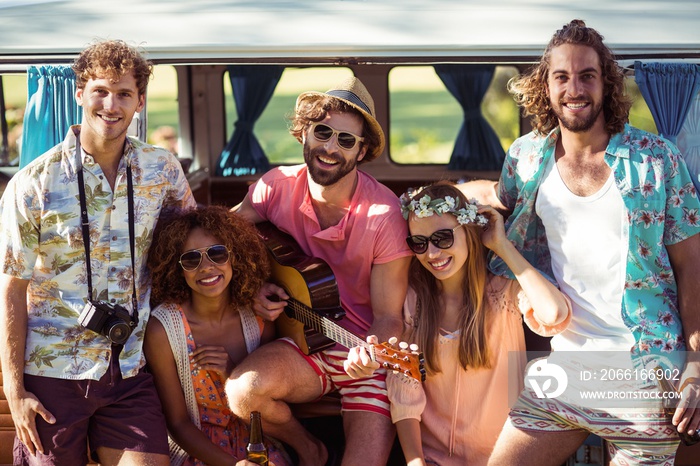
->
[310, 123, 364, 150]
[406, 225, 463, 254]
[179, 244, 230, 271]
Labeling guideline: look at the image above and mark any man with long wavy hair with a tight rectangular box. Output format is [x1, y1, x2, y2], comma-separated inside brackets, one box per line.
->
[461, 19, 700, 465]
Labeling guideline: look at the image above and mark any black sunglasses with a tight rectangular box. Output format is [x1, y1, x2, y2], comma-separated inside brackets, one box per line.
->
[179, 244, 230, 271]
[406, 225, 463, 254]
[310, 123, 364, 150]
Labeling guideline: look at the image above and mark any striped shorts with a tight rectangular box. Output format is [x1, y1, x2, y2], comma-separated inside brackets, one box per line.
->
[508, 385, 680, 465]
[279, 337, 390, 417]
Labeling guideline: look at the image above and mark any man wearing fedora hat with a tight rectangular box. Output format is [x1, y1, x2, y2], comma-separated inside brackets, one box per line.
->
[227, 77, 412, 465]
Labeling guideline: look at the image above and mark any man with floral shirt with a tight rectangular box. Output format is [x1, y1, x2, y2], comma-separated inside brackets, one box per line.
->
[0, 40, 195, 465]
[460, 20, 700, 465]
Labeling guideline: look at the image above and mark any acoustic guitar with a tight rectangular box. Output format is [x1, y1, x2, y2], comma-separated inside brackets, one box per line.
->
[256, 221, 425, 382]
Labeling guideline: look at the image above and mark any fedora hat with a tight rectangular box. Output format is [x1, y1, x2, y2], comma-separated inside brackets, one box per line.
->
[295, 77, 385, 162]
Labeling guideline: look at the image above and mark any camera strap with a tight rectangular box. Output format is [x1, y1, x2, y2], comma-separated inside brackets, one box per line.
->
[76, 134, 139, 326]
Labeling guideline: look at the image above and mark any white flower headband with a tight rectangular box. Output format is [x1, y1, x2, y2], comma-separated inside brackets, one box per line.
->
[400, 190, 488, 227]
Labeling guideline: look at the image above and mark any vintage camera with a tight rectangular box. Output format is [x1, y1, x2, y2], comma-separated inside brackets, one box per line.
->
[78, 300, 135, 345]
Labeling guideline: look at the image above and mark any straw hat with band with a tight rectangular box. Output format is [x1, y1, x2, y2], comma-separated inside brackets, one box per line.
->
[295, 77, 385, 162]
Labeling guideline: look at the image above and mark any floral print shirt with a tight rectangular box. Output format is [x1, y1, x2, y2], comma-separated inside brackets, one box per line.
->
[492, 124, 700, 370]
[0, 126, 195, 380]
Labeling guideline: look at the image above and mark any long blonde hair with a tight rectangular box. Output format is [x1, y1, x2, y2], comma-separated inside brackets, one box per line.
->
[406, 183, 490, 375]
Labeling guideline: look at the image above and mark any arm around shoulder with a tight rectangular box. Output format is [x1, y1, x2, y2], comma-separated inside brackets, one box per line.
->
[456, 179, 506, 210]
[231, 194, 265, 224]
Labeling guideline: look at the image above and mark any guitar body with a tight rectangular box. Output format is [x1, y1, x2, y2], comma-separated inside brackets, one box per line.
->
[256, 222, 426, 382]
[256, 221, 345, 354]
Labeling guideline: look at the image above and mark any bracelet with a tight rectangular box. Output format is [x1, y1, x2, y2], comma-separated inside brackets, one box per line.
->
[679, 377, 700, 393]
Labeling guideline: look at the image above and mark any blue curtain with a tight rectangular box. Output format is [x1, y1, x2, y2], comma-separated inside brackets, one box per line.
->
[434, 64, 505, 171]
[677, 92, 700, 193]
[634, 62, 700, 144]
[216, 65, 284, 177]
[20, 65, 82, 168]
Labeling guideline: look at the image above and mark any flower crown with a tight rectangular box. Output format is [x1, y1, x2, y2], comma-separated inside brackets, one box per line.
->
[400, 191, 488, 226]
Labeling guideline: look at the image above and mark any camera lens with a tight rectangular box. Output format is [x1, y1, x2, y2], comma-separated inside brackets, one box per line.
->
[107, 320, 131, 345]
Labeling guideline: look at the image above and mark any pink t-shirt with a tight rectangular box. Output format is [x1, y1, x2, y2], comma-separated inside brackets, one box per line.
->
[248, 164, 412, 338]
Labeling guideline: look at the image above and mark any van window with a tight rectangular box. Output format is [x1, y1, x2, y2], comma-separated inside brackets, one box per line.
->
[388, 65, 519, 164]
[223, 67, 353, 165]
[0, 74, 27, 167]
[147, 65, 180, 156]
[626, 77, 658, 134]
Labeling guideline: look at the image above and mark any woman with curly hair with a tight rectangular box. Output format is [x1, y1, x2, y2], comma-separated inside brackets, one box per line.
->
[144, 206, 291, 466]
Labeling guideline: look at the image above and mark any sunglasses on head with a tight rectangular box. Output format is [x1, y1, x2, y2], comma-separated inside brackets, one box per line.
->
[179, 244, 230, 271]
[406, 225, 463, 254]
[310, 123, 364, 150]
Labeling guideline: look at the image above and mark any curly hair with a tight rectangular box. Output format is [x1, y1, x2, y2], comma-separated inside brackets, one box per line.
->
[405, 182, 491, 375]
[508, 19, 631, 136]
[73, 39, 153, 96]
[288, 95, 381, 164]
[148, 206, 270, 308]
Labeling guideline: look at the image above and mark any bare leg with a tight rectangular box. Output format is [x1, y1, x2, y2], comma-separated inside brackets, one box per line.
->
[487, 421, 589, 466]
[96, 447, 169, 466]
[340, 410, 394, 466]
[226, 341, 328, 466]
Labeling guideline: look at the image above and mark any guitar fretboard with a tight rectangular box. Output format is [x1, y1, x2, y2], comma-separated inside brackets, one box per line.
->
[287, 298, 367, 350]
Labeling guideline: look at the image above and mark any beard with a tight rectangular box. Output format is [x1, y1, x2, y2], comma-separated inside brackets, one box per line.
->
[552, 98, 604, 133]
[303, 145, 359, 187]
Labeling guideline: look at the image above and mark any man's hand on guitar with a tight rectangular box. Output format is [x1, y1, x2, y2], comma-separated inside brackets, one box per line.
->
[344, 335, 381, 379]
[253, 282, 289, 321]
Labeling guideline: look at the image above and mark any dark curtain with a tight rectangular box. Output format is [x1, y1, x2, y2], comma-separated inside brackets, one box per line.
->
[216, 65, 284, 177]
[434, 64, 505, 170]
[20, 65, 82, 168]
[634, 61, 700, 144]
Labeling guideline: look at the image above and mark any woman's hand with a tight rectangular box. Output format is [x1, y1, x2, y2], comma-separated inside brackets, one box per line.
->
[191, 345, 234, 378]
[477, 204, 507, 254]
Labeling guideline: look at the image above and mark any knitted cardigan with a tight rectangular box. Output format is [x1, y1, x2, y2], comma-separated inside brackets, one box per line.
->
[151, 303, 262, 466]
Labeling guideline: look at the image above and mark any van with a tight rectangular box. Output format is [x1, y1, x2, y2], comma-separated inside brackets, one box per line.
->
[1, 1, 699, 465]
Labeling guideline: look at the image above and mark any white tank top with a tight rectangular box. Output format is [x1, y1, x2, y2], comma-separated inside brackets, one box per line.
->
[535, 157, 634, 352]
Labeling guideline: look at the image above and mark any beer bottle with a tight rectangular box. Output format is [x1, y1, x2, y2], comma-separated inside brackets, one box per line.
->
[246, 411, 269, 465]
[655, 366, 700, 446]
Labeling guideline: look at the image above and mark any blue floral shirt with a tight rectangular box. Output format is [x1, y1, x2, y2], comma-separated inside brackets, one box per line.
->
[0, 126, 195, 380]
[492, 124, 700, 370]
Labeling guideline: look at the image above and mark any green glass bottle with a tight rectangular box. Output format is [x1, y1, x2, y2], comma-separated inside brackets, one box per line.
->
[246, 411, 269, 465]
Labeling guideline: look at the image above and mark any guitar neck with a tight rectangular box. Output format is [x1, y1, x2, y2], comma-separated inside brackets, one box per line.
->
[287, 298, 366, 350]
